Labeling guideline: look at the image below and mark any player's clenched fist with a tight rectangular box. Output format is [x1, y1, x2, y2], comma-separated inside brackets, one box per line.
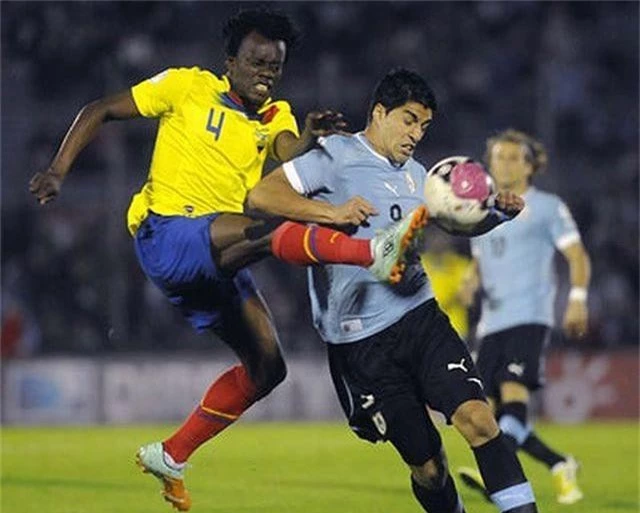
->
[29, 168, 64, 205]
[332, 196, 378, 226]
[304, 110, 348, 137]
[563, 300, 589, 339]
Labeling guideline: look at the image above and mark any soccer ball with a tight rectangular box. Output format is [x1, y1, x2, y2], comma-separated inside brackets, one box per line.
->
[424, 156, 495, 234]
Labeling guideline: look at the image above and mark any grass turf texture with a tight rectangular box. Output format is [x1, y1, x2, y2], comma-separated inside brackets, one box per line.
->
[2, 422, 638, 513]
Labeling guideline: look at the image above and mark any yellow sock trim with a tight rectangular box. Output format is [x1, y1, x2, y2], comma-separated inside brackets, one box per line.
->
[199, 404, 239, 420]
[303, 227, 320, 263]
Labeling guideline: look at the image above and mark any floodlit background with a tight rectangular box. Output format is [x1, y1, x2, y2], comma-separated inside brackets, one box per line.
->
[1, 1, 637, 425]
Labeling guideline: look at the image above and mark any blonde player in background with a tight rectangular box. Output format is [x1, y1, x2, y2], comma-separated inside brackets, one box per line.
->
[457, 129, 591, 505]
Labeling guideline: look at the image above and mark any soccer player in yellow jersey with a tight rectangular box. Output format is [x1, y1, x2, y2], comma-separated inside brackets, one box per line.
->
[29, 9, 426, 511]
[419, 230, 477, 340]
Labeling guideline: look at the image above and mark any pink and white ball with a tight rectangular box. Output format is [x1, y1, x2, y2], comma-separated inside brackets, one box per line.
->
[424, 156, 495, 234]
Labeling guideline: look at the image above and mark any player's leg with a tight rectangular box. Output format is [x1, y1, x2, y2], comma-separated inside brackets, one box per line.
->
[208, 213, 279, 271]
[162, 271, 285, 464]
[327, 324, 466, 513]
[523, 438, 582, 504]
[133, 215, 280, 511]
[491, 326, 543, 451]
[493, 325, 546, 453]
[412, 303, 537, 513]
[496, 324, 583, 504]
[456, 330, 514, 502]
[498, 383, 583, 504]
[219, 284, 286, 401]
[209, 205, 428, 283]
[134, 214, 229, 511]
[208, 213, 372, 273]
[409, 448, 466, 513]
[364, 389, 465, 513]
[271, 204, 428, 283]
[452, 401, 537, 513]
[497, 381, 531, 451]
[387, 413, 467, 513]
[139, 287, 281, 512]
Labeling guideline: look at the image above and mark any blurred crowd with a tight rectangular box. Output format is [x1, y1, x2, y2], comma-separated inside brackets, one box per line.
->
[1, 1, 637, 356]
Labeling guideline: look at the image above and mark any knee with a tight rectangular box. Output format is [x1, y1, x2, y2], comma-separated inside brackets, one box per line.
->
[452, 400, 500, 446]
[411, 450, 448, 490]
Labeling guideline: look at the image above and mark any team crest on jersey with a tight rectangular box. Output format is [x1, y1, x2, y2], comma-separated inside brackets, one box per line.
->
[404, 172, 416, 193]
[255, 127, 269, 153]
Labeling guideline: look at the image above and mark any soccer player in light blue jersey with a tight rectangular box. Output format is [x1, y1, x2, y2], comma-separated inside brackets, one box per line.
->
[248, 70, 539, 513]
[457, 129, 591, 505]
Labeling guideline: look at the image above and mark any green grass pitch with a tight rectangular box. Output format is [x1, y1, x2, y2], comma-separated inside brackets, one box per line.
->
[2, 422, 638, 512]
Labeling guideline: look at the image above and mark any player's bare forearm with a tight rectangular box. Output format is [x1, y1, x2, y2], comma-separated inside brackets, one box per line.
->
[51, 91, 139, 178]
[29, 91, 140, 204]
[562, 241, 591, 289]
[246, 168, 336, 224]
[561, 241, 591, 338]
[247, 167, 377, 227]
[273, 110, 347, 162]
[274, 130, 315, 162]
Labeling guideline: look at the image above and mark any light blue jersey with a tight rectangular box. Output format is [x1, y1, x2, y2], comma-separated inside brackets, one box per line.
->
[283, 133, 434, 344]
[471, 187, 581, 337]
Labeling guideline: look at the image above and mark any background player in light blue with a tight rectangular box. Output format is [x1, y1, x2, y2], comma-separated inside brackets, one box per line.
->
[458, 129, 591, 505]
[249, 70, 538, 513]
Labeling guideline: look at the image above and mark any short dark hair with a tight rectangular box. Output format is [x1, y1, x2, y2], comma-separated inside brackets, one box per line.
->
[367, 69, 438, 121]
[223, 8, 301, 57]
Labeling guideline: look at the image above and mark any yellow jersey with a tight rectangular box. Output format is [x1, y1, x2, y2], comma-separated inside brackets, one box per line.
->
[127, 67, 299, 235]
[421, 252, 473, 339]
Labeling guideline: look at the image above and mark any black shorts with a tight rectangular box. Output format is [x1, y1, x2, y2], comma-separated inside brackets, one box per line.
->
[476, 324, 551, 399]
[327, 299, 486, 465]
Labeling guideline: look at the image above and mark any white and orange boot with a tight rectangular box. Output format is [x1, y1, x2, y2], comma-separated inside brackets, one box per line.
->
[369, 204, 429, 284]
[136, 442, 192, 511]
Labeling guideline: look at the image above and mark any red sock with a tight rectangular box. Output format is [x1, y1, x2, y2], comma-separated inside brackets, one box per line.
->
[163, 365, 257, 463]
[271, 222, 373, 267]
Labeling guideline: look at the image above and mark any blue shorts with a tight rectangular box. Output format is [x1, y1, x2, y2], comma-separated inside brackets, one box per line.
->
[134, 212, 259, 332]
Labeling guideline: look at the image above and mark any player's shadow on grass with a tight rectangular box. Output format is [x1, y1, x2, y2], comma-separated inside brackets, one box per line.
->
[274, 477, 407, 496]
[1, 476, 138, 491]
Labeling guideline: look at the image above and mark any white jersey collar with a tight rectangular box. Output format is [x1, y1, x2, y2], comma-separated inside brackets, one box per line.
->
[355, 132, 406, 169]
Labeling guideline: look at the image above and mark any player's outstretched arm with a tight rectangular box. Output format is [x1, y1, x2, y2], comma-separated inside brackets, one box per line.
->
[560, 241, 591, 339]
[273, 110, 347, 162]
[246, 167, 376, 227]
[29, 91, 141, 205]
